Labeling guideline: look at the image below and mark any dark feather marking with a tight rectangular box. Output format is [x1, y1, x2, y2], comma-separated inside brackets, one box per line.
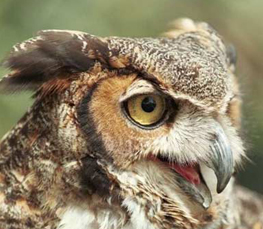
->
[80, 156, 111, 197]
[77, 82, 113, 196]
[77, 82, 112, 161]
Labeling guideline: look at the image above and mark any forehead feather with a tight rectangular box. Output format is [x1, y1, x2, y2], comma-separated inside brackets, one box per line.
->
[107, 28, 230, 109]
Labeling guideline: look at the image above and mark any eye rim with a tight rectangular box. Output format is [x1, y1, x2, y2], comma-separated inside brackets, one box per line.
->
[121, 93, 171, 130]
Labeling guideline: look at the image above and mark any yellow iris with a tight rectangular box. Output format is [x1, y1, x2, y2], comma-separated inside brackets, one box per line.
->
[127, 94, 166, 126]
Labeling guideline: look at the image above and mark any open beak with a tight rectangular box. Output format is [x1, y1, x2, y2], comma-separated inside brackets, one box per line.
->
[148, 123, 234, 209]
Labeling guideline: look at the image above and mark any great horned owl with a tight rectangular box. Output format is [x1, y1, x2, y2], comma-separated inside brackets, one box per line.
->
[0, 18, 262, 229]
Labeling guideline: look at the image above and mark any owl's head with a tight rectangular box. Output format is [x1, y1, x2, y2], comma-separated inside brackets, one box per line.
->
[0, 19, 244, 227]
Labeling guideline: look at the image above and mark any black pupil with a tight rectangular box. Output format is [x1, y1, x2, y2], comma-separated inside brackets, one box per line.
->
[141, 97, 157, 113]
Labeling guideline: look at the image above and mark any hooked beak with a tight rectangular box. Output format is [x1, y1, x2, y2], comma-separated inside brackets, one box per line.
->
[175, 123, 234, 208]
[206, 124, 234, 193]
[147, 122, 234, 209]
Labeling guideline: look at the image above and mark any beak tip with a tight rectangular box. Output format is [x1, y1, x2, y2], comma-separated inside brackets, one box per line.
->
[216, 176, 232, 194]
[216, 185, 224, 194]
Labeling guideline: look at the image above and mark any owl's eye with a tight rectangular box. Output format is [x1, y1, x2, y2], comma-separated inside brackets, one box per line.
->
[125, 94, 166, 126]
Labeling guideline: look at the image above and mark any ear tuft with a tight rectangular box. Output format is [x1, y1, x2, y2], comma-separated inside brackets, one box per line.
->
[0, 30, 110, 93]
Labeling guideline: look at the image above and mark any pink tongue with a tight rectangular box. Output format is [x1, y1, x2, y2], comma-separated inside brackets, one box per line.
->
[170, 164, 200, 185]
[148, 156, 201, 185]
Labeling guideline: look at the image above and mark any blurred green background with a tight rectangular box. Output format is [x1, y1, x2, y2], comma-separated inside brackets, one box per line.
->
[0, 0, 262, 193]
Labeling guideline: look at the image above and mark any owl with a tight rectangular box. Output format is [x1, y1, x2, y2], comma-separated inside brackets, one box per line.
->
[0, 18, 262, 229]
